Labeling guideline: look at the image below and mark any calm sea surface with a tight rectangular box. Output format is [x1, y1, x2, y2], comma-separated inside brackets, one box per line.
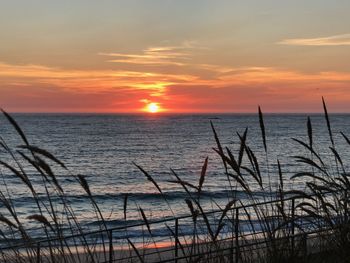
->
[0, 113, 350, 240]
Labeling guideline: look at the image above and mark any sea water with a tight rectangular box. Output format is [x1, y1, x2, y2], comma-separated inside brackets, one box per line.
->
[0, 113, 349, 243]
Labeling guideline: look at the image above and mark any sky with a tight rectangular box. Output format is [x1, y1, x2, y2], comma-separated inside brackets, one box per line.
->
[1, 0, 350, 113]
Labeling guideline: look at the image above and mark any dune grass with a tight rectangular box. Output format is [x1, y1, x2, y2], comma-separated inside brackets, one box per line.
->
[0, 100, 349, 263]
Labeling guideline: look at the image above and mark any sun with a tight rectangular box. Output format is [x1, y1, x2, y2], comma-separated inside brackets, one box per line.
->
[146, 102, 160, 113]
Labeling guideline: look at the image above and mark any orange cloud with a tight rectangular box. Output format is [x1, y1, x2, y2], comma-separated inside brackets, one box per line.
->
[1, 60, 350, 113]
[278, 34, 350, 46]
[0, 62, 195, 94]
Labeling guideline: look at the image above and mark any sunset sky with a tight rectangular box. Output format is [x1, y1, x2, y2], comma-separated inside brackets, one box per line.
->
[1, 0, 350, 113]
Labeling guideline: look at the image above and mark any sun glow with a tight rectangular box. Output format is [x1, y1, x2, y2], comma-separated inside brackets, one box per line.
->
[146, 102, 160, 113]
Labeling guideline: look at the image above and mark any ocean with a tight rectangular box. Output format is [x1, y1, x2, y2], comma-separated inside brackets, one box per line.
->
[0, 113, 349, 242]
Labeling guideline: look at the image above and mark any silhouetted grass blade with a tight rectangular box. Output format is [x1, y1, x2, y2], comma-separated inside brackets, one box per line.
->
[211, 121, 227, 171]
[133, 162, 163, 195]
[198, 157, 208, 194]
[237, 128, 248, 167]
[258, 106, 267, 153]
[77, 174, 91, 196]
[1, 109, 30, 146]
[307, 116, 313, 150]
[322, 97, 334, 146]
[123, 193, 129, 221]
[19, 145, 67, 169]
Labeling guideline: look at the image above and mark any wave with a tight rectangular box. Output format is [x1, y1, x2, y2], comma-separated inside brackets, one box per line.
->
[0, 216, 318, 249]
[9, 189, 278, 206]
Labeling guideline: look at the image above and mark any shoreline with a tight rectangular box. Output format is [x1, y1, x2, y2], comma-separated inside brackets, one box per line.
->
[2, 230, 329, 263]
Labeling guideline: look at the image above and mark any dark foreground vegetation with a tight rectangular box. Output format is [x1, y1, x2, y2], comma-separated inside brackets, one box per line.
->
[0, 98, 350, 263]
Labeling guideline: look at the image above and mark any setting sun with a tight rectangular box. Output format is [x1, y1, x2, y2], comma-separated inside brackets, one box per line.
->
[146, 103, 160, 113]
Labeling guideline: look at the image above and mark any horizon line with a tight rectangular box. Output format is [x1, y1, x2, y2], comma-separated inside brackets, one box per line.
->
[4, 111, 350, 115]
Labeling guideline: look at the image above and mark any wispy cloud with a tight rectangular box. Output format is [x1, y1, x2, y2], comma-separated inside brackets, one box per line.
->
[0, 62, 195, 93]
[99, 47, 189, 66]
[99, 43, 197, 66]
[278, 34, 350, 46]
